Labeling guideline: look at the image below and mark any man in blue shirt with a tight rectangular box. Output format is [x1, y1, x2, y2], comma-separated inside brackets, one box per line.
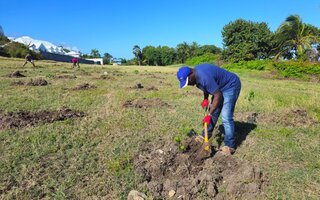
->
[177, 63, 241, 155]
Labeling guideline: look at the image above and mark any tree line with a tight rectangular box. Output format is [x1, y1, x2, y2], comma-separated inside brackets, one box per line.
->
[129, 14, 320, 65]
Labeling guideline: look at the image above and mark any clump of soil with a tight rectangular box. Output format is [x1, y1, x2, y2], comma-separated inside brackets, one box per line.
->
[134, 83, 144, 89]
[235, 108, 317, 127]
[0, 107, 85, 129]
[134, 136, 266, 199]
[123, 98, 170, 109]
[11, 78, 48, 86]
[56, 74, 77, 79]
[7, 71, 26, 78]
[73, 83, 97, 90]
[26, 78, 48, 86]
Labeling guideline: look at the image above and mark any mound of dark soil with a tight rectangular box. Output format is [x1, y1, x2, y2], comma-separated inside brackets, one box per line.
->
[7, 71, 26, 78]
[134, 136, 266, 199]
[26, 78, 48, 86]
[134, 83, 144, 89]
[0, 107, 85, 129]
[236, 109, 317, 127]
[73, 83, 97, 90]
[123, 98, 170, 109]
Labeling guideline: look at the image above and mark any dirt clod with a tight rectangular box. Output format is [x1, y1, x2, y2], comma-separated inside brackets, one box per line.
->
[8, 71, 26, 78]
[123, 98, 170, 109]
[26, 78, 48, 86]
[134, 136, 265, 199]
[73, 83, 96, 90]
[0, 107, 85, 129]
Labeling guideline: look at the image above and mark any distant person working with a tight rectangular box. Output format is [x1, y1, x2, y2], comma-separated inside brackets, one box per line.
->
[22, 53, 36, 68]
[71, 58, 80, 68]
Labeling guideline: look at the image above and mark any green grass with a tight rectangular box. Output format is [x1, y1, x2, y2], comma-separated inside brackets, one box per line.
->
[0, 57, 319, 199]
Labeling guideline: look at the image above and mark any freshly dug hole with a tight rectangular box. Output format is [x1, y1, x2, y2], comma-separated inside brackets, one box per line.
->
[134, 136, 266, 199]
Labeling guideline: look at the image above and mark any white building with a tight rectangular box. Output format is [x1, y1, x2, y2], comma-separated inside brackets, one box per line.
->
[12, 36, 80, 56]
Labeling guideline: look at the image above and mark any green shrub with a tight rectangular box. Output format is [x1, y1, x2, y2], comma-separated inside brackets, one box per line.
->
[273, 61, 320, 79]
[185, 53, 219, 66]
[222, 60, 273, 70]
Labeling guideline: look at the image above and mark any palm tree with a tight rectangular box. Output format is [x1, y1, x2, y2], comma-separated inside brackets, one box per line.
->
[273, 15, 320, 59]
[132, 45, 142, 66]
[176, 42, 191, 63]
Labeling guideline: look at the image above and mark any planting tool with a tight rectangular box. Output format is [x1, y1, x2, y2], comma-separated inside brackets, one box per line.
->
[195, 106, 212, 161]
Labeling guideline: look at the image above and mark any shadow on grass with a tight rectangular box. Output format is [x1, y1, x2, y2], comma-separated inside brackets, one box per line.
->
[216, 121, 257, 148]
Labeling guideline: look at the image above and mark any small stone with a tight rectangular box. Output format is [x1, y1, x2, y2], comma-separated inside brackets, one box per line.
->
[168, 190, 176, 197]
[127, 190, 147, 200]
[157, 149, 164, 154]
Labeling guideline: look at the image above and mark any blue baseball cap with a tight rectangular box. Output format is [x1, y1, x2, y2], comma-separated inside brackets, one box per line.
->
[177, 66, 191, 88]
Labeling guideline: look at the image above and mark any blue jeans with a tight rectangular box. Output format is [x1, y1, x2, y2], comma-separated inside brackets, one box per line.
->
[202, 83, 241, 148]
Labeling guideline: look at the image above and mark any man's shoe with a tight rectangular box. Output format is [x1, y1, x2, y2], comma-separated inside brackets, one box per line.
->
[219, 146, 235, 155]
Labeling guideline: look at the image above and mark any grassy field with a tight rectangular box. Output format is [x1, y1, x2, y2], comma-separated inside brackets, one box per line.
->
[0, 57, 319, 199]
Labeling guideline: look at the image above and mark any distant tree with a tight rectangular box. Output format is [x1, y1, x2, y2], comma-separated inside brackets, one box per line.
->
[90, 48, 101, 58]
[119, 58, 127, 64]
[273, 15, 320, 60]
[142, 45, 158, 65]
[176, 42, 191, 63]
[222, 19, 273, 62]
[133, 45, 142, 66]
[159, 46, 176, 66]
[81, 53, 92, 58]
[189, 42, 200, 57]
[195, 45, 222, 56]
[103, 52, 113, 64]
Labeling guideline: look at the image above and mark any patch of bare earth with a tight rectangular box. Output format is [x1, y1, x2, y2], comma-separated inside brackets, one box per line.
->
[123, 98, 170, 109]
[134, 136, 266, 199]
[73, 83, 97, 90]
[0, 107, 85, 129]
[11, 78, 48, 86]
[26, 78, 48, 86]
[235, 108, 317, 127]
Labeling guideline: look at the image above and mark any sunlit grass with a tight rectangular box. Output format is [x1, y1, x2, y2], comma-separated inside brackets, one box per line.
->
[0, 57, 319, 199]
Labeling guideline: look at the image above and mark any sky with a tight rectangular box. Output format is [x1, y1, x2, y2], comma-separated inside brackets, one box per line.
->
[1, 0, 320, 59]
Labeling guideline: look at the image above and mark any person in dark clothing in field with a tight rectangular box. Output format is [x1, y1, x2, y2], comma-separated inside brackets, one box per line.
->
[22, 53, 36, 68]
[177, 63, 241, 155]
